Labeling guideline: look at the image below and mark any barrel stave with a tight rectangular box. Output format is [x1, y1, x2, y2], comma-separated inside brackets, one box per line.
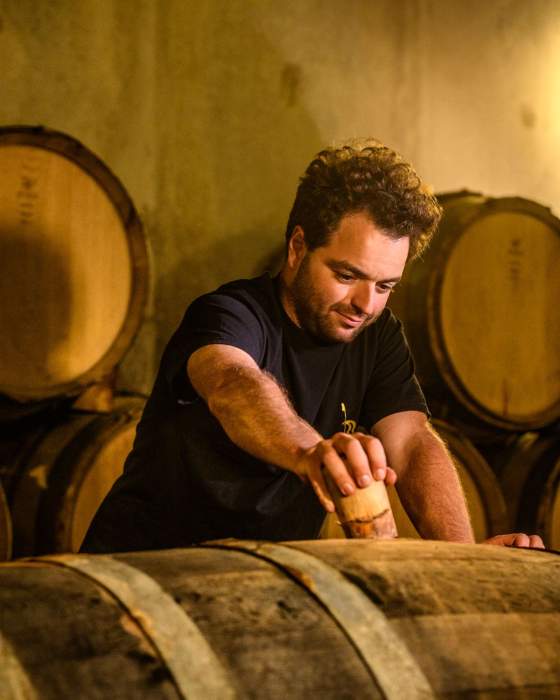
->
[4, 396, 144, 558]
[114, 547, 381, 699]
[497, 432, 560, 549]
[392, 611, 560, 698]
[292, 540, 560, 696]
[0, 564, 179, 699]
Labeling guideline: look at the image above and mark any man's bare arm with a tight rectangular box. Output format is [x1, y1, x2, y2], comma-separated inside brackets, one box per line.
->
[372, 411, 475, 543]
[187, 344, 394, 512]
[373, 412, 546, 548]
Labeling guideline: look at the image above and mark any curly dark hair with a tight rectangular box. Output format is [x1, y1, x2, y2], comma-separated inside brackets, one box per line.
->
[285, 140, 442, 260]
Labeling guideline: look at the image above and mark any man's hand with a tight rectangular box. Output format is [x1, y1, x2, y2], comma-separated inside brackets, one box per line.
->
[294, 431, 397, 513]
[484, 533, 545, 549]
[189, 346, 396, 510]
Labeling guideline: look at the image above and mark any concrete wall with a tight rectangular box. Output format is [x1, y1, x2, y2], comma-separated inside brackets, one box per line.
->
[2, 0, 559, 392]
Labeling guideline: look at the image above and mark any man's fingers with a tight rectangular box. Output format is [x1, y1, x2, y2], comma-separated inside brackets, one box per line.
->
[298, 439, 359, 503]
[324, 433, 395, 491]
[338, 436, 374, 488]
[321, 446, 356, 496]
[484, 532, 546, 549]
[352, 433, 393, 483]
[308, 467, 335, 513]
[512, 533, 530, 547]
[306, 433, 393, 504]
[511, 533, 545, 549]
[508, 533, 547, 549]
[384, 466, 398, 485]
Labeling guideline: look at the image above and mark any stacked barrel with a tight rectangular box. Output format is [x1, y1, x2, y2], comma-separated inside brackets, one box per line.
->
[388, 191, 560, 547]
[0, 126, 149, 560]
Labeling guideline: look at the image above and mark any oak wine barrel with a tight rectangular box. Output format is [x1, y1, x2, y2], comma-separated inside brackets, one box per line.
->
[0, 540, 559, 698]
[1, 394, 144, 557]
[390, 191, 560, 431]
[0, 126, 149, 409]
[320, 419, 509, 542]
[498, 431, 560, 550]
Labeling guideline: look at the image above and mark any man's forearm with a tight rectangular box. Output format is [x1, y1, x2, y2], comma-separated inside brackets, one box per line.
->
[189, 345, 394, 511]
[206, 365, 321, 473]
[396, 429, 475, 543]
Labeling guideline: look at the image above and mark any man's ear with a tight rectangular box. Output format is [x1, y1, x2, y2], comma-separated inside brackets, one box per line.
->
[287, 226, 307, 269]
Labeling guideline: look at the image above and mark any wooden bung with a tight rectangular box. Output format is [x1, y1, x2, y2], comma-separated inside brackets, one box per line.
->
[324, 472, 398, 539]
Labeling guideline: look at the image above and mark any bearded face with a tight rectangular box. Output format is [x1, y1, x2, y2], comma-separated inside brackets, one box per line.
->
[281, 213, 409, 344]
[289, 253, 379, 343]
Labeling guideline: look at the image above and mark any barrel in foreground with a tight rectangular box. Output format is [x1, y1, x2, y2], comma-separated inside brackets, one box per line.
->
[0, 539, 559, 699]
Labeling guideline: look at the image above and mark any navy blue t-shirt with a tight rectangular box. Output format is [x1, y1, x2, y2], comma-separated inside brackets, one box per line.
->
[82, 274, 428, 552]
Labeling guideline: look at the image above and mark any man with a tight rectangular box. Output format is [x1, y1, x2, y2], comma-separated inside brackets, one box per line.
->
[82, 140, 543, 552]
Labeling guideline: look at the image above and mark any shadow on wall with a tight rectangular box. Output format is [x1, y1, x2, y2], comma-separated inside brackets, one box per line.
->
[151, 0, 322, 359]
[167, 232, 285, 297]
[255, 241, 285, 277]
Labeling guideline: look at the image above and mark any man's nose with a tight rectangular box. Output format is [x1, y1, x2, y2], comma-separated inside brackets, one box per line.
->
[351, 281, 379, 317]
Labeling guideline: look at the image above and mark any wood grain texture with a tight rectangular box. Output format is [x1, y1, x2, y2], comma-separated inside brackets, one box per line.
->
[202, 540, 433, 699]
[0, 126, 148, 402]
[294, 539, 560, 697]
[1, 540, 560, 698]
[0, 562, 180, 699]
[39, 554, 236, 700]
[324, 472, 398, 539]
[115, 546, 379, 699]
[498, 432, 560, 549]
[390, 192, 560, 431]
[5, 395, 144, 556]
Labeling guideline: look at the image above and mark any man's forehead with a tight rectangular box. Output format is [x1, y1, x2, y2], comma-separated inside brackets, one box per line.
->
[323, 213, 402, 244]
[317, 216, 409, 268]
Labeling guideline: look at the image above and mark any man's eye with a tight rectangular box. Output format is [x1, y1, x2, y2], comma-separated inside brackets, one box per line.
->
[336, 272, 354, 282]
[377, 284, 395, 293]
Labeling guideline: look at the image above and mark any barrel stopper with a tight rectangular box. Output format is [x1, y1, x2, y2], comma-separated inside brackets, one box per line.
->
[324, 472, 398, 539]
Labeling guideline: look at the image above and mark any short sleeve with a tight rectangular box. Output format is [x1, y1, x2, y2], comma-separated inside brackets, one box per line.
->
[163, 292, 266, 401]
[359, 312, 429, 429]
